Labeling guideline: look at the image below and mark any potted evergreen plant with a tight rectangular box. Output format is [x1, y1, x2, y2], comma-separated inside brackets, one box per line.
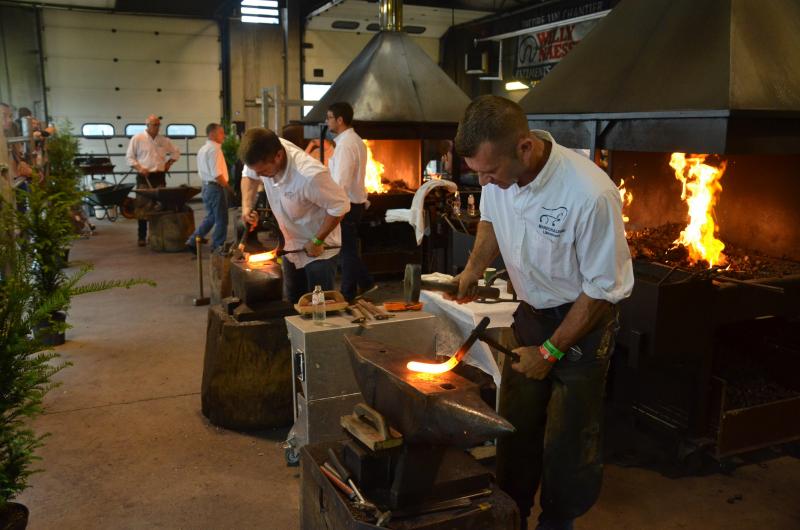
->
[18, 124, 86, 344]
[1, 192, 154, 528]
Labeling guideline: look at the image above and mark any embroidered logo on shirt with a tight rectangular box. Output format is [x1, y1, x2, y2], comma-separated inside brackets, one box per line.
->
[538, 206, 568, 237]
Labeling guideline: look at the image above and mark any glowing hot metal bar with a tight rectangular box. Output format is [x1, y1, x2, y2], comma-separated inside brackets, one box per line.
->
[246, 251, 277, 266]
[406, 316, 490, 374]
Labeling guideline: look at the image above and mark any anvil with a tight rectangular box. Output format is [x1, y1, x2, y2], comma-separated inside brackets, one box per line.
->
[344, 335, 514, 447]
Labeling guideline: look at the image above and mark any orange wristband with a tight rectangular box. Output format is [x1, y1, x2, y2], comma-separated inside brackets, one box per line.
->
[539, 345, 558, 363]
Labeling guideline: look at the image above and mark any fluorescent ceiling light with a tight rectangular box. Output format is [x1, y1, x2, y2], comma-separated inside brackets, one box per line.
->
[241, 0, 279, 7]
[242, 16, 280, 24]
[241, 7, 279, 16]
[505, 81, 530, 91]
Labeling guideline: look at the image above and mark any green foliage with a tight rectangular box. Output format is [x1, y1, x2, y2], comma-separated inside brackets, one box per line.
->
[1, 123, 156, 508]
[46, 121, 82, 184]
[15, 121, 87, 310]
[16, 178, 76, 309]
[221, 122, 240, 168]
[0, 203, 69, 509]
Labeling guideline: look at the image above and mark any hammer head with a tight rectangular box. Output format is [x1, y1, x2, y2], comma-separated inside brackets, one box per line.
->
[403, 263, 422, 303]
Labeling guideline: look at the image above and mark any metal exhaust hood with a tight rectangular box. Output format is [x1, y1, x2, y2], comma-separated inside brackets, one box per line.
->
[519, 0, 800, 154]
[303, 0, 471, 139]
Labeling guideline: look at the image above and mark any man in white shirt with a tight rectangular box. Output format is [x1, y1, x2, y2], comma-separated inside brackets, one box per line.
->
[452, 96, 633, 530]
[238, 128, 350, 303]
[326, 102, 375, 302]
[185, 123, 230, 252]
[126, 114, 180, 246]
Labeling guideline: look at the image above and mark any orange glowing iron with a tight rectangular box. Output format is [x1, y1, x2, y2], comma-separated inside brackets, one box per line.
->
[407, 317, 491, 374]
[407, 316, 521, 374]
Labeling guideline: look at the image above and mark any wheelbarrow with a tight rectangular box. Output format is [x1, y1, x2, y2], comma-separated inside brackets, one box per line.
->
[85, 182, 136, 222]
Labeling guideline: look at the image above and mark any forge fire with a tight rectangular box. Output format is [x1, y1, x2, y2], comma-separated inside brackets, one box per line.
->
[618, 152, 800, 279]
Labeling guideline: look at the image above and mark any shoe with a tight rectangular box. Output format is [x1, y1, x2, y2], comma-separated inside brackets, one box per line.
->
[138, 239, 146, 247]
[185, 244, 196, 254]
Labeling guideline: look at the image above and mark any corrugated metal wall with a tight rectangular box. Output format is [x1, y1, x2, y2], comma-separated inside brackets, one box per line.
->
[42, 9, 221, 186]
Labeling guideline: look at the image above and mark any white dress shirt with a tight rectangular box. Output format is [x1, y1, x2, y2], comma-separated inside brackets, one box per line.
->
[126, 131, 180, 172]
[242, 139, 350, 269]
[197, 140, 228, 184]
[328, 127, 368, 204]
[480, 130, 634, 309]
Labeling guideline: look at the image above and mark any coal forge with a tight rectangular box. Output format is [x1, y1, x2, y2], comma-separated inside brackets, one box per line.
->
[609, 150, 800, 461]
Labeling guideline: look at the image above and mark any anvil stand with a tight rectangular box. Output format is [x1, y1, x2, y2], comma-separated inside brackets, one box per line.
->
[299, 331, 519, 529]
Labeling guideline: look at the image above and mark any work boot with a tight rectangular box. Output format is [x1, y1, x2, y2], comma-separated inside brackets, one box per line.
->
[137, 239, 146, 247]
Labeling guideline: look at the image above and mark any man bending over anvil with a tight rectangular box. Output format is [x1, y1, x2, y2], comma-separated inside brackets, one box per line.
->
[239, 128, 350, 303]
[450, 95, 633, 530]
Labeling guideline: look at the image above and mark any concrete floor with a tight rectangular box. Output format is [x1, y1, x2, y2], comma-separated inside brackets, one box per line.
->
[18, 207, 800, 529]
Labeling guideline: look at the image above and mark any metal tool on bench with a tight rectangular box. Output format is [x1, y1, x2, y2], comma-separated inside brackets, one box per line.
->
[403, 263, 501, 303]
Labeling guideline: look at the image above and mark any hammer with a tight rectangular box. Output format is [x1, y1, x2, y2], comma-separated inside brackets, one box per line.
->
[403, 263, 501, 303]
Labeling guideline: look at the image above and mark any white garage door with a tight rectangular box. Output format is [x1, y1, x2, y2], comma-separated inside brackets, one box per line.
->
[42, 9, 221, 187]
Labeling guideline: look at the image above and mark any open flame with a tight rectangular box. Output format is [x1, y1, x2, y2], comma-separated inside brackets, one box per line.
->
[364, 140, 387, 194]
[669, 153, 727, 268]
[617, 177, 634, 223]
[246, 250, 276, 266]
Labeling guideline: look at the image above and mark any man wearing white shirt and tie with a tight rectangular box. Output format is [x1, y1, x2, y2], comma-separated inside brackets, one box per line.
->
[185, 123, 230, 252]
[326, 102, 375, 302]
[238, 128, 350, 303]
[126, 114, 180, 246]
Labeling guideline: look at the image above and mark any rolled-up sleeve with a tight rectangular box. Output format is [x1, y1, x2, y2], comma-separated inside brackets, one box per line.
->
[242, 165, 259, 180]
[307, 169, 351, 217]
[165, 137, 181, 163]
[126, 136, 138, 168]
[479, 188, 495, 223]
[574, 190, 634, 303]
[331, 142, 357, 192]
[215, 147, 228, 180]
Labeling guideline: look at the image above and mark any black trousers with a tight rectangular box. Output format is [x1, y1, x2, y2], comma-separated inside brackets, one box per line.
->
[339, 202, 374, 301]
[496, 301, 618, 525]
[136, 171, 166, 240]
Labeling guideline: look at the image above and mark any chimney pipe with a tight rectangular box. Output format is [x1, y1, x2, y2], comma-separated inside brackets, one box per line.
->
[379, 0, 403, 32]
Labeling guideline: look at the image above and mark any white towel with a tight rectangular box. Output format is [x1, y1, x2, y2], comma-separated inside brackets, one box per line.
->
[385, 179, 458, 245]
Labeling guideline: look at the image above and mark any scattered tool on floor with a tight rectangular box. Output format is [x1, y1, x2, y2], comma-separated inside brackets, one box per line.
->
[192, 235, 210, 306]
[403, 263, 501, 303]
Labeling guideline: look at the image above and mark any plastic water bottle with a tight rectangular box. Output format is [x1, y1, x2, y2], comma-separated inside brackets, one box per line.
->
[312, 285, 326, 325]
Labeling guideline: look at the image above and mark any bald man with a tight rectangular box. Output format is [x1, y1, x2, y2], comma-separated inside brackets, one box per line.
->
[126, 114, 180, 246]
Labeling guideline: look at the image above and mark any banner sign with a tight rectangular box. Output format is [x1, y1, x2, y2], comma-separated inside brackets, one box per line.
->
[507, 0, 613, 83]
